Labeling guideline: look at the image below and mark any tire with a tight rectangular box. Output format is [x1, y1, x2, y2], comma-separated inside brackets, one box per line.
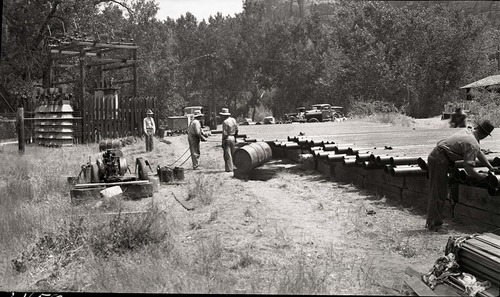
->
[136, 158, 150, 180]
[90, 163, 101, 183]
[308, 118, 319, 123]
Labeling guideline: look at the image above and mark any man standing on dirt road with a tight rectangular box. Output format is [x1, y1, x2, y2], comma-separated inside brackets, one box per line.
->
[220, 108, 238, 172]
[143, 109, 156, 152]
[188, 110, 208, 170]
[426, 120, 495, 233]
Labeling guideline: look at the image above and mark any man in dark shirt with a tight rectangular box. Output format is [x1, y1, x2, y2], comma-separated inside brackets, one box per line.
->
[426, 120, 495, 232]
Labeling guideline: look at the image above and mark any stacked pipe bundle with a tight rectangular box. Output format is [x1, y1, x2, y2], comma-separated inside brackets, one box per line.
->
[446, 233, 500, 289]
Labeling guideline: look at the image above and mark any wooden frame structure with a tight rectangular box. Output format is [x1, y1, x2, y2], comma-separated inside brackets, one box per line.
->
[47, 39, 152, 143]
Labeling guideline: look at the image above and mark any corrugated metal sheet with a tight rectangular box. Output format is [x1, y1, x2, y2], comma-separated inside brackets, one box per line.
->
[460, 75, 500, 89]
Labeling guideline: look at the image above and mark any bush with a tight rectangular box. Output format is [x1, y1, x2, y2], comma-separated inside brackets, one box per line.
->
[467, 89, 500, 127]
[348, 100, 400, 117]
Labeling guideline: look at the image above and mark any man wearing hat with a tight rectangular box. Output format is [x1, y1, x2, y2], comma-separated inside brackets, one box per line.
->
[188, 110, 208, 170]
[220, 108, 238, 172]
[426, 120, 495, 232]
[143, 109, 156, 152]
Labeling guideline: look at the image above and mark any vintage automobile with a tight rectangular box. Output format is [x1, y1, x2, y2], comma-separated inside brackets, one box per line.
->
[263, 116, 276, 124]
[304, 104, 344, 122]
[285, 107, 306, 123]
[240, 118, 256, 125]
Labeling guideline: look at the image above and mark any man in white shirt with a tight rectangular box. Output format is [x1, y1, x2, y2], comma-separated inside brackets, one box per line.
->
[143, 109, 156, 152]
[220, 108, 238, 172]
[187, 110, 208, 170]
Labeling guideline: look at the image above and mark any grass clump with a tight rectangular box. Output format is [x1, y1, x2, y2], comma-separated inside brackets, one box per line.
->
[187, 175, 218, 205]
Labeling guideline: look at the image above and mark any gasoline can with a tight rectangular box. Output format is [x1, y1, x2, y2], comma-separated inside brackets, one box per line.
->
[158, 166, 174, 183]
[173, 167, 185, 181]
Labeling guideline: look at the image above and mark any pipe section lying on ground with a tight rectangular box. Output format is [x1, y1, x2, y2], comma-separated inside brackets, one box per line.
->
[245, 138, 257, 143]
[327, 154, 349, 163]
[453, 157, 500, 168]
[356, 153, 372, 162]
[323, 144, 337, 151]
[342, 158, 359, 167]
[387, 165, 427, 177]
[233, 142, 272, 173]
[456, 167, 489, 183]
[389, 156, 420, 167]
[487, 172, 500, 189]
[362, 161, 385, 170]
[417, 157, 428, 171]
[376, 155, 394, 166]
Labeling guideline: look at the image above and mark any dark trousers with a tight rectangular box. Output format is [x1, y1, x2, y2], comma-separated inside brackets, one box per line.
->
[188, 135, 201, 169]
[426, 147, 451, 230]
[145, 130, 154, 152]
[222, 136, 236, 172]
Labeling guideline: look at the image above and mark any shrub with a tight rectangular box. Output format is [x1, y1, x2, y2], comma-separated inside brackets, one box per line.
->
[467, 89, 500, 127]
[187, 175, 218, 205]
[348, 100, 400, 117]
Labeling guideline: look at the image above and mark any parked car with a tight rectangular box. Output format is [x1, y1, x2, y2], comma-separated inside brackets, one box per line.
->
[263, 116, 276, 125]
[240, 118, 256, 125]
[285, 107, 306, 123]
[304, 104, 344, 122]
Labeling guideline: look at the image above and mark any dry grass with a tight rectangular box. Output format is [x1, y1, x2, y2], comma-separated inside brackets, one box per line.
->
[1, 138, 449, 294]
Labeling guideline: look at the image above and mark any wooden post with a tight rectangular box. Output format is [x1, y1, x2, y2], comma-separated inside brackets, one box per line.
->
[133, 49, 138, 97]
[17, 107, 25, 154]
[79, 46, 86, 143]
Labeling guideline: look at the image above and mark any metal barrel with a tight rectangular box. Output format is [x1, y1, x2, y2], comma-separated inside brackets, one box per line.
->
[389, 165, 427, 177]
[234, 141, 273, 173]
[99, 139, 122, 151]
[389, 156, 420, 167]
[327, 154, 348, 163]
[418, 157, 428, 171]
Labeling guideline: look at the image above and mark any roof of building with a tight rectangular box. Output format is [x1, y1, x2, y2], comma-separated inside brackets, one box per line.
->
[460, 74, 500, 89]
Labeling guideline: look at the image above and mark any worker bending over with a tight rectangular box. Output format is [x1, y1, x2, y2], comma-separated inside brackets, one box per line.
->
[426, 120, 495, 232]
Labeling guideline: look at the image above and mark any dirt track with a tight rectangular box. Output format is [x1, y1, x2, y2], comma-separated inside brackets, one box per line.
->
[119, 118, 492, 294]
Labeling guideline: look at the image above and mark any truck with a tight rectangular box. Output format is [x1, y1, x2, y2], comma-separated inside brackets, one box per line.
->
[284, 107, 306, 123]
[304, 104, 344, 122]
[167, 106, 208, 134]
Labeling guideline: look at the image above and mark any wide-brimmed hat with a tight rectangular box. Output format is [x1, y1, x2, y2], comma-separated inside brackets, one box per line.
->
[219, 108, 231, 116]
[193, 110, 203, 118]
[146, 109, 153, 115]
[477, 120, 494, 136]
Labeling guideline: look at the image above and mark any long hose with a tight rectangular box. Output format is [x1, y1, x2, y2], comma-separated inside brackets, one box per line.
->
[168, 147, 190, 167]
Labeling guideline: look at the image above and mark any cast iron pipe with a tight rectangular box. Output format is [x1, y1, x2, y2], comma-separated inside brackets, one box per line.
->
[383, 165, 393, 174]
[418, 157, 428, 171]
[376, 155, 394, 166]
[388, 165, 427, 177]
[342, 158, 360, 167]
[488, 172, 500, 189]
[317, 151, 336, 159]
[309, 146, 323, 154]
[356, 153, 372, 162]
[389, 156, 420, 167]
[310, 140, 328, 147]
[297, 139, 310, 146]
[362, 161, 385, 170]
[335, 147, 352, 154]
[323, 143, 337, 151]
[457, 167, 489, 183]
[284, 142, 300, 149]
[245, 138, 257, 143]
[327, 154, 349, 163]
[487, 185, 500, 196]
[453, 157, 500, 168]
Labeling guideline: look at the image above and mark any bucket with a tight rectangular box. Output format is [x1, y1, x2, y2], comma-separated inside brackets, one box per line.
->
[157, 166, 174, 183]
[173, 167, 185, 181]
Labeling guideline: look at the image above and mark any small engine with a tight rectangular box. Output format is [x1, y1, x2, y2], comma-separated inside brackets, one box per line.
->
[97, 149, 128, 182]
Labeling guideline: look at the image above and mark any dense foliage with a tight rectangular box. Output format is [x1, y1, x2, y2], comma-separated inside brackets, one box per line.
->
[1, 0, 499, 122]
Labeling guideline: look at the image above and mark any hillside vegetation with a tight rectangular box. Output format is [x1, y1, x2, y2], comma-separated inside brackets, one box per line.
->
[1, 0, 500, 123]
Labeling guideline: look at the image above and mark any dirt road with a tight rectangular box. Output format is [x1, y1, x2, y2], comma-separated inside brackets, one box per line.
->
[122, 118, 482, 294]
